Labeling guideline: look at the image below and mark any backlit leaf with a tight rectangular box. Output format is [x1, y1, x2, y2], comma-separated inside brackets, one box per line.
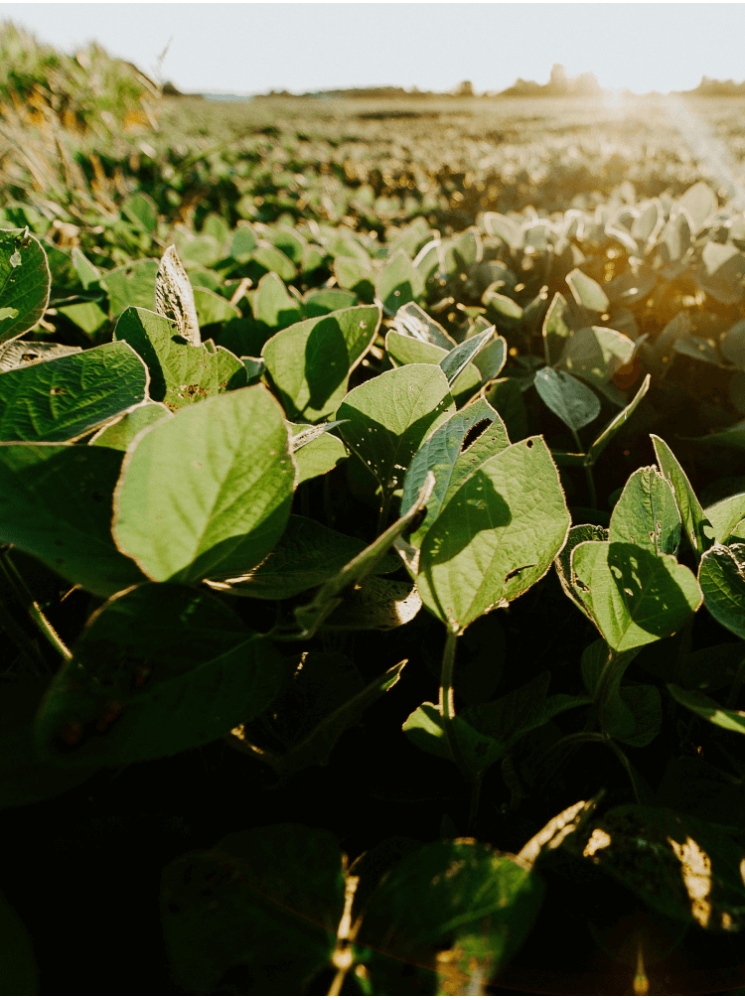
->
[534, 367, 600, 432]
[0, 228, 50, 344]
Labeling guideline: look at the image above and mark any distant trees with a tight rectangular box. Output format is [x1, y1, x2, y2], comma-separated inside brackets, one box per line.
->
[500, 63, 601, 98]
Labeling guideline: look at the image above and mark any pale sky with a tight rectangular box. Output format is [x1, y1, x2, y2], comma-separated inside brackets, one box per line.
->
[1, 2, 743, 97]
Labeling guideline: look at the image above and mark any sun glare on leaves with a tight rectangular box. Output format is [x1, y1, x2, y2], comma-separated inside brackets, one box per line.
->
[667, 836, 711, 928]
[583, 828, 612, 858]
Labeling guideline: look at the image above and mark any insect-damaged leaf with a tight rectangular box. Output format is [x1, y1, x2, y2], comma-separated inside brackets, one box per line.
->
[114, 386, 295, 584]
[263, 305, 380, 422]
[698, 542, 745, 641]
[402, 397, 510, 548]
[162, 825, 344, 994]
[571, 540, 702, 653]
[337, 364, 454, 500]
[358, 840, 544, 994]
[555, 524, 609, 617]
[34, 583, 283, 767]
[609, 466, 681, 556]
[417, 436, 570, 631]
[534, 367, 600, 433]
[155, 245, 200, 345]
[0, 341, 148, 442]
[0, 228, 50, 344]
[114, 306, 246, 410]
[0, 443, 145, 597]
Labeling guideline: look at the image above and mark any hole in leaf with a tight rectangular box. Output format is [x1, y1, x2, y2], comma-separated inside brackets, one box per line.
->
[525, 439, 535, 449]
[504, 564, 535, 584]
[461, 418, 492, 453]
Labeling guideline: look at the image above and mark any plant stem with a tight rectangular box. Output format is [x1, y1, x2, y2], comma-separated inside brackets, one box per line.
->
[0, 548, 71, 661]
[607, 739, 642, 804]
[571, 429, 597, 508]
[593, 647, 619, 739]
[376, 492, 392, 535]
[439, 628, 470, 778]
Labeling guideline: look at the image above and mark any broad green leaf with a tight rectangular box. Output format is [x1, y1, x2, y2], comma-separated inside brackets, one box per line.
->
[393, 301, 454, 350]
[0, 890, 38, 994]
[0, 228, 50, 344]
[0, 443, 145, 597]
[207, 515, 396, 600]
[360, 840, 544, 992]
[705, 493, 745, 544]
[417, 436, 570, 631]
[571, 540, 702, 652]
[585, 373, 650, 466]
[0, 340, 147, 442]
[560, 326, 635, 387]
[698, 543, 745, 640]
[162, 825, 344, 994]
[609, 466, 681, 556]
[651, 434, 714, 558]
[389, 217, 432, 258]
[469, 329, 507, 384]
[114, 386, 295, 584]
[121, 191, 158, 233]
[376, 248, 424, 315]
[384, 328, 481, 406]
[72, 247, 100, 290]
[573, 804, 745, 930]
[401, 397, 510, 547]
[483, 286, 523, 323]
[252, 243, 297, 281]
[56, 299, 108, 336]
[321, 577, 421, 631]
[555, 524, 608, 617]
[229, 223, 258, 260]
[241, 355, 265, 384]
[608, 683, 663, 747]
[263, 305, 380, 422]
[679, 181, 717, 234]
[253, 271, 302, 328]
[566, 268, 609, 313]
[534, 367, 600, 432]
[192, 286, 240, 328]
[288, 422, 348, 484]
[402, 702, 505, 774]
[89, 402, 171, 451]
[542, 292, 572, 365]
[100, 258, 158, 317]
[333, 255, 375, 301]
[269, 226, 306, 264]
[35, 583, 283, 767]
[303, 287, 356, 317]
[337, 364, 454, 499]
[293, 471, 435, 638]
[114, 306, 246, 410]
[439, 327, 495, 385]
[668, 683, 745, 737]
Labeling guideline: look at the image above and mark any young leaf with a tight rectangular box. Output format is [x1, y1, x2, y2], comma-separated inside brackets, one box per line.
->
[705, 493, 745, 545]
[0, 443, 145, 597]
[402, 702, 505, 774]
[534, 367, 600, 433]
[263, 305, 379, 422]
[417, 436, 570, 631]
[698, 543, 745, 640]
[34, 583, 283, 767]
[439, 327, 495, 386]
[0, 228, 51, 344]
[566, 268, 610, 313]
[651, 434, 714, 558]
[571, 540, 702, 652]
[162, 825, 344, 994]
[542, 291, 572, 366]
[192, 286, 241, 328]
[668, 683, 745, 737]
[401, 397, 510, 548]
[337, 364, 454, 500]
[393, 301, 455, 350]
[0, 340, 148, 442]
[376, 248, 425, 315]
[560, 326, 635, 388]
[608, 466, 681, 556]
[88, 402, 171, 451]
[114, 306, 246, 410]
[100, 258, 159, 317]
[585, 373, 650, 466]
[114, 385, 295, 584]
[253, 271, 302, 329]
[384, 329, 481, 405]
[287, 422, 348, 484]
[554, 524, 609, 617]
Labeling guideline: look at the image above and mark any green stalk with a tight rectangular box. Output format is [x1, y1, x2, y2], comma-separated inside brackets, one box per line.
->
[0, 548, 71, 661]
[607, 739, 642, 804]
[376, 492, 393, 536]
[439, 628, 469, 777]
[572, 429, 597, 508]
[593, 647, 620, 739]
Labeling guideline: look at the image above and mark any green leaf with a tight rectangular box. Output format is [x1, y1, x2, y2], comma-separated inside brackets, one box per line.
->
[555, 524, 609, 617]
[0, 443, 145, 597]
[609, 684, 663, 747]
[333, 255, 375, 301]
[162, 825, 344, 994]
[113, 386, 295, 584]
[585, 373, 650, 466]
[0, 340, 81, 372]
[571, 540, 702, 653]
[393, 301, 455, 350]
[698, 542, 745, 640]
[651, 434, 714, 558]
[253, 271, 302, 328]
[560, 326, 635, 387]
[698, 242, 745, 305]
[288, 422, 348, 484]
[89, 402, 171, 451]
[376, 248, 424, 315]
[0, 228, 50, 344]
[402, 702, 505, 774]
[121, 191, 158, 233]
[360, 840, 544, 992]
[56, 299, 108, 336]
[0, 890, 38, 994]
[0, 340, 147, 442]
[252, 243, 297, 281]
[483, 287, 523, 323]
[229, 223, 258, 260]
[100, 258, 159, 317]
[321, 577, 421, 631]
[385, 328, 481, 406]
[303, 287, 357, 317]
[114, 306, 246, 410]
[337, 364, 454, 500]
[263, 305, 380, 422]
[192, 286, 240, 328]
[679, 181, 717, 234]
[483, 377, 528, 442]
[534, 367, 600, 433]
[72, 247, 101, 290]
[439, 327, 495, 385]
[417, 436, 570, 631]
[401, 397, 510, 548]
[35, 583, 283, 766]
[705, 492, 745, 544]
[566, 268, 610, 313]
[609, 466, 681, 556]
[542, 292, 572, 366]
[207, 515, 396, 600]
[483, 211, 523, 248]
[573, 804, 745, 931]
[668, 683, 745, 737]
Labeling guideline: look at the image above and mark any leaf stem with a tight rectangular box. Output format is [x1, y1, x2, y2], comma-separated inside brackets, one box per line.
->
[593, 647, 619, 739]
[439, 628, 470, 778]
[376, 491, 393, 535]
[607, 738, 642, 804]
[0, 548, 71, 661]
[572, 429, 597, 508]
